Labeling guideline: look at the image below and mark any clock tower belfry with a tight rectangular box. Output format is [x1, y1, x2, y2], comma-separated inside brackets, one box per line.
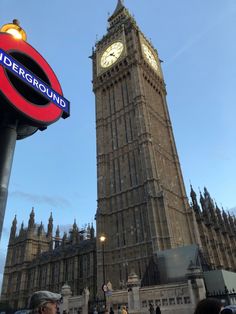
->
[92, 0, 199, 290]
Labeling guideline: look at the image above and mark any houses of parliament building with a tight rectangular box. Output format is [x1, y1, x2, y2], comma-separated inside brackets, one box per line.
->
[1, 0, 236, 310]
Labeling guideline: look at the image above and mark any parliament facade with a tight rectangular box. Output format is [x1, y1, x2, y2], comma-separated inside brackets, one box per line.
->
[1, 0, 236, 310]
[1, 210, 97, 309]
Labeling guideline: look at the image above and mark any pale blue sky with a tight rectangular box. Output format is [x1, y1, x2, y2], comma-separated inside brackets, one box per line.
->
[0, 0, 236, 289]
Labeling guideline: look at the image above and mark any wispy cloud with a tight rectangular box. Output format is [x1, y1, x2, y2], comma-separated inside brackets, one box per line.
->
[167, 33, 203, 65]
[167, 6, 236, 65]
[56, 224, 72, 235]
[9, 190, 72, 209]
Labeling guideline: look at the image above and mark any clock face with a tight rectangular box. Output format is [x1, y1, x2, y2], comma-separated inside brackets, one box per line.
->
[142, 43, 159, 72]
[100, 42, 124, 68]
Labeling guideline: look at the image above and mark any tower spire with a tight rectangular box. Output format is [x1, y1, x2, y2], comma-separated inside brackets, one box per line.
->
[47, 212, 53, 238]
[108, 0, 131, 30]
[55, 225, 60, 248]
[38, 221, 43, 236]
[71, 219, 78, 244]
[190, 185, 201, 218]
[28, 207, 35, 229]
[114, 0, 125, 14]
[20, 222, 24, 236]
[190, 185, 198, 207]
[10, 215, 17, 239]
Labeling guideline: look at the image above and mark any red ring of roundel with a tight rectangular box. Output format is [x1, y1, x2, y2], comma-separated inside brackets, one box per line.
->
[0, 33, 63, 125]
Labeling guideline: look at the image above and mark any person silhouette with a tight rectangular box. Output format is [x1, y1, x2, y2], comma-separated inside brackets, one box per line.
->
[149, 303, 154, 314]
[194, 298, 223, 314]
[156, 305, 161, 314]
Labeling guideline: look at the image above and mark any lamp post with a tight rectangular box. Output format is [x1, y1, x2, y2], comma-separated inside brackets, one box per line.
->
[0, 19, 69, 241]
[0, 20, 27, 240]
[100, 235, 106, 310]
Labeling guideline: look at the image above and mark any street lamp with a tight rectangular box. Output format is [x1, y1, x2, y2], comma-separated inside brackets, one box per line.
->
[0, 18, 69, 240]
[100, 235, 106, 309]
[0, 19, 27, 41]
[0, 19, 28, 240]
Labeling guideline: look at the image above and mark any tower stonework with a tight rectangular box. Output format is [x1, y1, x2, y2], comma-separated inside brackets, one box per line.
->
[93, 1, 199, 290]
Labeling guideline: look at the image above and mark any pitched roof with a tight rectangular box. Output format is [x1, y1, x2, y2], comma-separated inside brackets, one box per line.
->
[109, 0, 125, 21]
[113, 0, 125, 16]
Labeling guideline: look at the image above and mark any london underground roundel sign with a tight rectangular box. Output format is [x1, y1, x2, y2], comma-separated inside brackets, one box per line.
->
[0, 33, 70, 126]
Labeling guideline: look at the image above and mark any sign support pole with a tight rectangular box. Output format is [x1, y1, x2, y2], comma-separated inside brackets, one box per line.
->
[0, 114, 18, 240]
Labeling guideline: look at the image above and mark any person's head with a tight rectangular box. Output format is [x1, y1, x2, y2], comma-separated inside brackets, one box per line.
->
[28, 291, 61, 314]
[221, 305, 236, 314]
[194, 298, 223, 314]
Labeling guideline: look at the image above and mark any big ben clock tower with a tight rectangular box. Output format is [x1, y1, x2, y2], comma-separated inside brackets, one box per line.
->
[92, 0, 199, 290]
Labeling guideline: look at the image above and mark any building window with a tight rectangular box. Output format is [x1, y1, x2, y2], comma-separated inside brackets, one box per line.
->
[142, 301, 147, 308]
[169, 298, 175, 305]
[162, 299, 168, 306]
[184, 297, 191, 304]
[177, 297, 183, 304]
